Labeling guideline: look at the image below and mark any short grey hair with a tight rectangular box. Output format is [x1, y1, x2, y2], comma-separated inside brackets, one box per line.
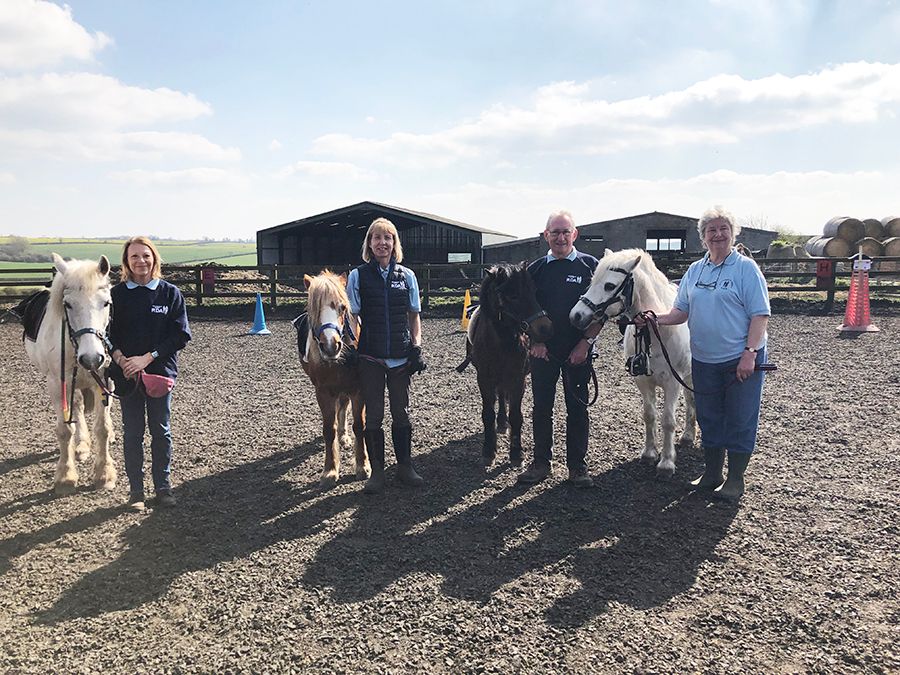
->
[698, 206, 741, 245]
[545, 210, 575, 230]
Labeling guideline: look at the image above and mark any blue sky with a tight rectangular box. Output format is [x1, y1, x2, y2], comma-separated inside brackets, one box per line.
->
[2, 0, 899, 240]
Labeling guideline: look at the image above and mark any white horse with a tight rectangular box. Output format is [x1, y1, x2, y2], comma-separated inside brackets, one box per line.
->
[569, 249, 696, 477]
[24, 254, 116, 495]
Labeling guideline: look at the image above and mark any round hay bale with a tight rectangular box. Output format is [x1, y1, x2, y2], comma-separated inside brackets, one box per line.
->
[881, 216, 900, 238]
[855, 237, 884, 257]
[823, 216, 865, 242]
[883, 236, 900, 257]
[862, 218, 885, 239]
[805, 236, 851, 257]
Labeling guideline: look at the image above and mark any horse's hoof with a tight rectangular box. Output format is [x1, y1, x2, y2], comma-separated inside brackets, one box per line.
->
[640, 451, 659, 465]
[677, 436, 696, 449]
[482, 453, 496, 468]
[319, 473, 338, 489]
[496, 423, 509, 435]
[355, 465, 371, 481]
[509, 451, 524, 468]
[656, 465, 675, 480]
[54, 480, 77, 496]
[93, 477, 117, 491]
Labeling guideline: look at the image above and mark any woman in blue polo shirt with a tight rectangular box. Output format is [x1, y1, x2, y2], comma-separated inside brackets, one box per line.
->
[347, 218, 426, 495]
[109, 236, 191, 511]
[639, 206, 770, 502]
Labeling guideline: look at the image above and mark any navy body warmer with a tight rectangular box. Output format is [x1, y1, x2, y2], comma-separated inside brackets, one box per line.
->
[356, 260, 412, 359]
[528, 252, 598, 358]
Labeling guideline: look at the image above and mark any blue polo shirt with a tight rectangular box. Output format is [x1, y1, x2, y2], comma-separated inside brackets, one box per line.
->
[347, 264, 420, 368]
[674, 249, 770, 363]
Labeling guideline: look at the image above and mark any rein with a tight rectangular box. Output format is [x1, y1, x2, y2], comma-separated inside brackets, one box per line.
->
[547, 351, 600, 408]
[59, 308, 114, 423]
[629, 311, 777, 394]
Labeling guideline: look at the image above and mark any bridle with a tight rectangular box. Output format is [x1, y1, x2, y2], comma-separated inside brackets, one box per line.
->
[498, 305, 549, 335]
[576, 267, 635, 327]
[59, 302, 114, 423]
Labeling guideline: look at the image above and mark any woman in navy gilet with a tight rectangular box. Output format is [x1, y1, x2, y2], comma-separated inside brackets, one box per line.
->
[347, 218, 426, 494]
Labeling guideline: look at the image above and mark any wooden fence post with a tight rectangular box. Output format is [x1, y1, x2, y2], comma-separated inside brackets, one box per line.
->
[195, 267, 203, 306]
[270, 265, 278, 309]
[421, 265, 431, 311]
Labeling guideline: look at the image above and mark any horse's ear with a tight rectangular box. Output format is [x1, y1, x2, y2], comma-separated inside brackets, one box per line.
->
[304, 274, 313, 290]
[626, 254, 642, 272]
[98, 255, 110, 276]
[517, 260, 528, 272]
[603, 248, 613, 258]
[338, 272, 348, 285]
[52, 253, 68, 275]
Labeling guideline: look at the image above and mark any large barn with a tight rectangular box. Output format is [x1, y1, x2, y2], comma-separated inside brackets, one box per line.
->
[483, 211, 779, 264]
[257, 201, 514, 266]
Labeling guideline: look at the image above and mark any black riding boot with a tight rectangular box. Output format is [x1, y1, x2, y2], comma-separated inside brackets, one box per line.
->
[714, 451, 751, 502]
[392, 425, 424, 487]
[363, 429, 386, 495]
[688, 447, 726, 491]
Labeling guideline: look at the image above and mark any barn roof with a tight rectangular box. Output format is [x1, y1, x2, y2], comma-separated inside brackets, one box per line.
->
[258, 201, 513, 239]
[482, 211, 698, 249]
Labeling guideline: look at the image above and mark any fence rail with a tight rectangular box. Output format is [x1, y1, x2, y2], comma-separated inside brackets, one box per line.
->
[2, 257, 899, 312]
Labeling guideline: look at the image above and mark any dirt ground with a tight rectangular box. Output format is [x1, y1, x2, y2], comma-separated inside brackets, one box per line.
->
[0, 311, 897, 673]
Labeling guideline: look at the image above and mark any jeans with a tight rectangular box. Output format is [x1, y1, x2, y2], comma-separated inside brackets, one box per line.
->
[530, 356, 590, 471]
[359, 358, 411, 432]
[120, 390, 173, 494]
[691, 348, 766, 454]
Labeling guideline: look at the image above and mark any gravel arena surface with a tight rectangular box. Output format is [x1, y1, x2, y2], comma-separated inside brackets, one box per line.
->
[1, 310, 898, 673]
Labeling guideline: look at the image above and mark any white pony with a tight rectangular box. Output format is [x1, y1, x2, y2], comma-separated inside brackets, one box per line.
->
[24, 254, 116, 495]
[570, 249, 696, 477]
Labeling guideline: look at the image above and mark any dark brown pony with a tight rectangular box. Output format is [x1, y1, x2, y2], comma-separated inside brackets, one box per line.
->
[466, 263, 553, 467]
[299, 271, 368, 488]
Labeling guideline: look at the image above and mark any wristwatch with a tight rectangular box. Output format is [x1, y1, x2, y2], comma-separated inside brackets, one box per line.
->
[151, 350, 159, 359]
[744, 346, 758, 353]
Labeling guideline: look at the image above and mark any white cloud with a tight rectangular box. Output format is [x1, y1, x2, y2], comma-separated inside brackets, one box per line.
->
[277, 160, 376, 181]
[0, 171, 15, 184]
[311, 62, 900, 169]
[109, 168, 248, 188]
[0, 128, 240, 161]
[268, 139, 282, 151]
[416, 169, 899, 237]
[0, 73, 212, 130]
[0, 0, 112, 71]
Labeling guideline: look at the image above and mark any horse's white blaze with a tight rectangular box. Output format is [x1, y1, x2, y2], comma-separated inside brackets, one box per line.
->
[574, 248, 697, 476]
[25, 255, 115, 494]
[310, 304, 343, 360]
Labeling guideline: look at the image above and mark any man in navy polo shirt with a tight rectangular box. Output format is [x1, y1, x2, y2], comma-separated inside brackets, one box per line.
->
[517, 211, 601, 488]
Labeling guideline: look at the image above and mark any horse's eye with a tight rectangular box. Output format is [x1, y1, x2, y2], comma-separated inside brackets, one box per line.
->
[104, 300, 111, 308]
[604, 283, 615, 292]
[63, 301, 72, 309]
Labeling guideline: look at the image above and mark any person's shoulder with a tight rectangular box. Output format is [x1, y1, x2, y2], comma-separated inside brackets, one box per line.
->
[527, 256, 546, 273]
[575, 251, 600, 268]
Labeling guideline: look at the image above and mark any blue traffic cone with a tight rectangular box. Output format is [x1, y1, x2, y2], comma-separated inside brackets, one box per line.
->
[249, 292, 271, 335]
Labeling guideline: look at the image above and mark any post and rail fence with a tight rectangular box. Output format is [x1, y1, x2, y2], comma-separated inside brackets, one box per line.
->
[2, 257, 899, 314]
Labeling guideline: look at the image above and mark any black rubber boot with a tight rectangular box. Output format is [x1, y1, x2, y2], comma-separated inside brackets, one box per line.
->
[392, 425, 424, 487]
[363, 429, 386, 494]
[714, 451, 751, 502]
[688, 447, 726, 491]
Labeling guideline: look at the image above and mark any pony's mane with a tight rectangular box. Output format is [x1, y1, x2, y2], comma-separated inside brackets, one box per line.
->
[49, 258, 111, 310]
[307, 270, 349, 319]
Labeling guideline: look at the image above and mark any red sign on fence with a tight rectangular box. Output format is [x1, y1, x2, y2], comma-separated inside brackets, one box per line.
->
[815, 260, 833, 289]
[201, 268, 215, 294]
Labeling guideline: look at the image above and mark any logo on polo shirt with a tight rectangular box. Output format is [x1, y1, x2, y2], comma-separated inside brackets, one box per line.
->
[151, 305, 169, 314]
[566, 274, 583, 284]
[390, 280, 407, 290]
[721, 280, 732, 289]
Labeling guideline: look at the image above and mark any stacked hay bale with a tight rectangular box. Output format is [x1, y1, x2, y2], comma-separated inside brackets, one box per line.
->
[804, 216, 898, 258]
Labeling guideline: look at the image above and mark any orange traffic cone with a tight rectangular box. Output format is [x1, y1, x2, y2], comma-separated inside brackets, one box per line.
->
[461, 289, 472, 331]
[840, 254, 879, 333]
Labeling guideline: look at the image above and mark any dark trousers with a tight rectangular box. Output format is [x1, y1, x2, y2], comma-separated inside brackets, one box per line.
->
[359, 358, 411, 431]
[120, 390, 173, 494]
[530, 357, 590, 471]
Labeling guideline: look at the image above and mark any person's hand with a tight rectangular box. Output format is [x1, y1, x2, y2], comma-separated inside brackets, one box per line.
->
[633, 310, 658, 328]
[340, 344, 359, 367]
[568, 339, 590, 366]
[529, 342, 549, 361]
[736, 350, 756, 382]
[121, 353, 154, 378]
[407, 345, 427, 375]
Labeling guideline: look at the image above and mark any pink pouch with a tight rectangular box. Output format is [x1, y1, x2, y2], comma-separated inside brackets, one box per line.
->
[140, 371, 175, 398]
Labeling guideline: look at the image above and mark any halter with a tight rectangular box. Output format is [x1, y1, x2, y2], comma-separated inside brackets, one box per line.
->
[60, 303, 113, 424]
[498, 306, 549, 335]
[576, 267, 635, 325]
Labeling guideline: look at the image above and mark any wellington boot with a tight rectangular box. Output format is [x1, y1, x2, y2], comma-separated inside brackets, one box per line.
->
[714, 451, 751, 502]
[392, 425, 424, 487]
[688, 447, 726, 491]
[363, 429, 386, 494]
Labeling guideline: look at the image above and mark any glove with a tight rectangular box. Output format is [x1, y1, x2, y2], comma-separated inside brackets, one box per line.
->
[407, 345, 427, 375]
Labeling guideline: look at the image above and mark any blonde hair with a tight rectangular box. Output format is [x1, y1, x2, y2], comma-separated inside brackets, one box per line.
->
[120, 235, 163, 282]
[698, 206, 741, 247]
[361, 217, 404, 263]
[307, 270, 350, 322]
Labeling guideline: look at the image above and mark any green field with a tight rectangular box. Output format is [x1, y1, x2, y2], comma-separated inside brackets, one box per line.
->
[0, 237, 256, 265]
